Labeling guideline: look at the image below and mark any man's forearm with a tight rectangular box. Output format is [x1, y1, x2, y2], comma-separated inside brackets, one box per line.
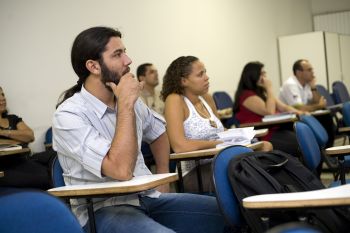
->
[150, 133, 170, 174]
[102, 107, 138, 180]
[293, 103, 321, 112]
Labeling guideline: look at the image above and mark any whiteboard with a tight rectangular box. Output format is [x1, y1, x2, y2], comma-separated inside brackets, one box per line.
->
[325, 33, 342, 89]
[340, 35, 350, 89]
[278, 31, 328, 89]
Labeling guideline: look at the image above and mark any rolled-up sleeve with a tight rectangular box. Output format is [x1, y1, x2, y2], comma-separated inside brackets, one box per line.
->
[138, 100, 166, 144]
[53, 109, 110, 178]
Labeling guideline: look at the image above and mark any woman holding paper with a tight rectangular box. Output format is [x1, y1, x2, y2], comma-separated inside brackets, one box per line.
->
[161, 56, 272, 192]
[233, 61, 302, 156]
[0, 86, 50, 189]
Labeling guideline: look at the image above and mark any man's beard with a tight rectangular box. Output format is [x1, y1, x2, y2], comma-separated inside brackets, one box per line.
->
[100, 62, 121, 90]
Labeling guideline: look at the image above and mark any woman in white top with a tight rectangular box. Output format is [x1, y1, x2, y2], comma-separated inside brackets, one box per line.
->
[161, 56, 271, 192]
[161, 56, 224, 153]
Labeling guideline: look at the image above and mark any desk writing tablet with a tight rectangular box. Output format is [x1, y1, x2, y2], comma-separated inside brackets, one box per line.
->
[170, 141, 264, 160]
[325, 145, 350, 156]
[0, 148, 31, 157]
[254, 128, 269, 137]
[338, 126, 350, 133]
[239, 117, 297, 128]
[310, 109, 331, 116]
[48, 173, 178, 197]
[243, 184, 350, 209]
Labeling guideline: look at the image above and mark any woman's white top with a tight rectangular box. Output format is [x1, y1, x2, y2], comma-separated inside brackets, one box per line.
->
[181, 96, 224, 174]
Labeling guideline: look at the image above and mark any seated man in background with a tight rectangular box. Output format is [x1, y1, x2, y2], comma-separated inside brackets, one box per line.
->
[279, 59, 326, 111]
[136, 63, 167, 170]
[279, 59, 335, 147]
[137, 63, 164, 115]
[53, 26, 226, 233]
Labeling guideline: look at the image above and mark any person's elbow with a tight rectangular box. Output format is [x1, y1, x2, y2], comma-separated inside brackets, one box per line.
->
[22, 132, 35, 143]
[114, 171, 133, 181]
[107, 167, 134, 181]
[102, 157, 134, 181]
[28, 133, 35, 142]
[171, 142, 190, 153]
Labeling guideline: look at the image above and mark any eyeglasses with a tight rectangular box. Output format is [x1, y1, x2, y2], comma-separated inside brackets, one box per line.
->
[302, 68, 313, 72]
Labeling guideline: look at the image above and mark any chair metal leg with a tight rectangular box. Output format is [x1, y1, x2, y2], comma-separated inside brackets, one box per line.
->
[86, 198, 97, 233]
[338, 155, 346, 185]
[195, 160, 203, 193]
[176, 162, 184, 193]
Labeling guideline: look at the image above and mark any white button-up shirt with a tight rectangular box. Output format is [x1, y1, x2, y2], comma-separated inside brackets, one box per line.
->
[52, 86, 165, 226]
[279, 75, 312, 106]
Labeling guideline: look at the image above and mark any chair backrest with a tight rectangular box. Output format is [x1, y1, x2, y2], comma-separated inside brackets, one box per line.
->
[45, 127, 53, 144]
[0, 188, 84, 233]
[51, 155, 65, 187]
[299, 115, 328, 149]
[332, 81, 350, 104]
[316, 84, 335, 106]
[212, 91, 233, 110]
[294, 122, 322, 172]
[342, 102, 350, 127]
[212, 145, 253, 227]
[266, 222, 321, 233]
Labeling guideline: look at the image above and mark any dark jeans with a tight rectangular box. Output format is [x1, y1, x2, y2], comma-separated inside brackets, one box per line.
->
[83, 193, 226, 233]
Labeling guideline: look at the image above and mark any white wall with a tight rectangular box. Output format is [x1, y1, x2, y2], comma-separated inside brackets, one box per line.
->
[311, 0, 350, 15]
[340, 35, 350, 88]
[0, 0, 313, 152]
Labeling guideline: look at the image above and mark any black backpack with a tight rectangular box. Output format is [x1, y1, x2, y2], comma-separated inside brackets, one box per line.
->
[228, 150, 350, 233]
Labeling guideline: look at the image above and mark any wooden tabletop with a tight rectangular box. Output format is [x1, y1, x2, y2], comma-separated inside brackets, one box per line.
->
[239, 110, 330, 129]
[310, 109, 331, 116]
[48, 173, 178, 198]
[325, 145, 350, 156]
[243, 184, 350, 209]
[338, 126, 350, 133]
[326, 103, 343, 110]
[254, 128, 269, 137]
[0, 139, 21, 145]
[239, 117, 298, 128]
[170, 141, 264, 160]
[0, 147, 31, 157]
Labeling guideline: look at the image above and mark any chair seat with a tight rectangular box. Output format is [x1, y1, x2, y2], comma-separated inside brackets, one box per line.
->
[0, 188, 84, 233]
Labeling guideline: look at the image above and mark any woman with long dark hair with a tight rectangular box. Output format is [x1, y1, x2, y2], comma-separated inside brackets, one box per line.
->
[233, 61, 302, 156]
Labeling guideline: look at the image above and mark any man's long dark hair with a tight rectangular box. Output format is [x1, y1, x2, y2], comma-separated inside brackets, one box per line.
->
[233, 61, 266, 113]
[56, 26, 122, 108]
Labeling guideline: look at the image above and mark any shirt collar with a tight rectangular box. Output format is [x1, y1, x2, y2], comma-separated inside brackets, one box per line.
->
[292, 75, 305, 89]
[80, 86, 112, 119]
